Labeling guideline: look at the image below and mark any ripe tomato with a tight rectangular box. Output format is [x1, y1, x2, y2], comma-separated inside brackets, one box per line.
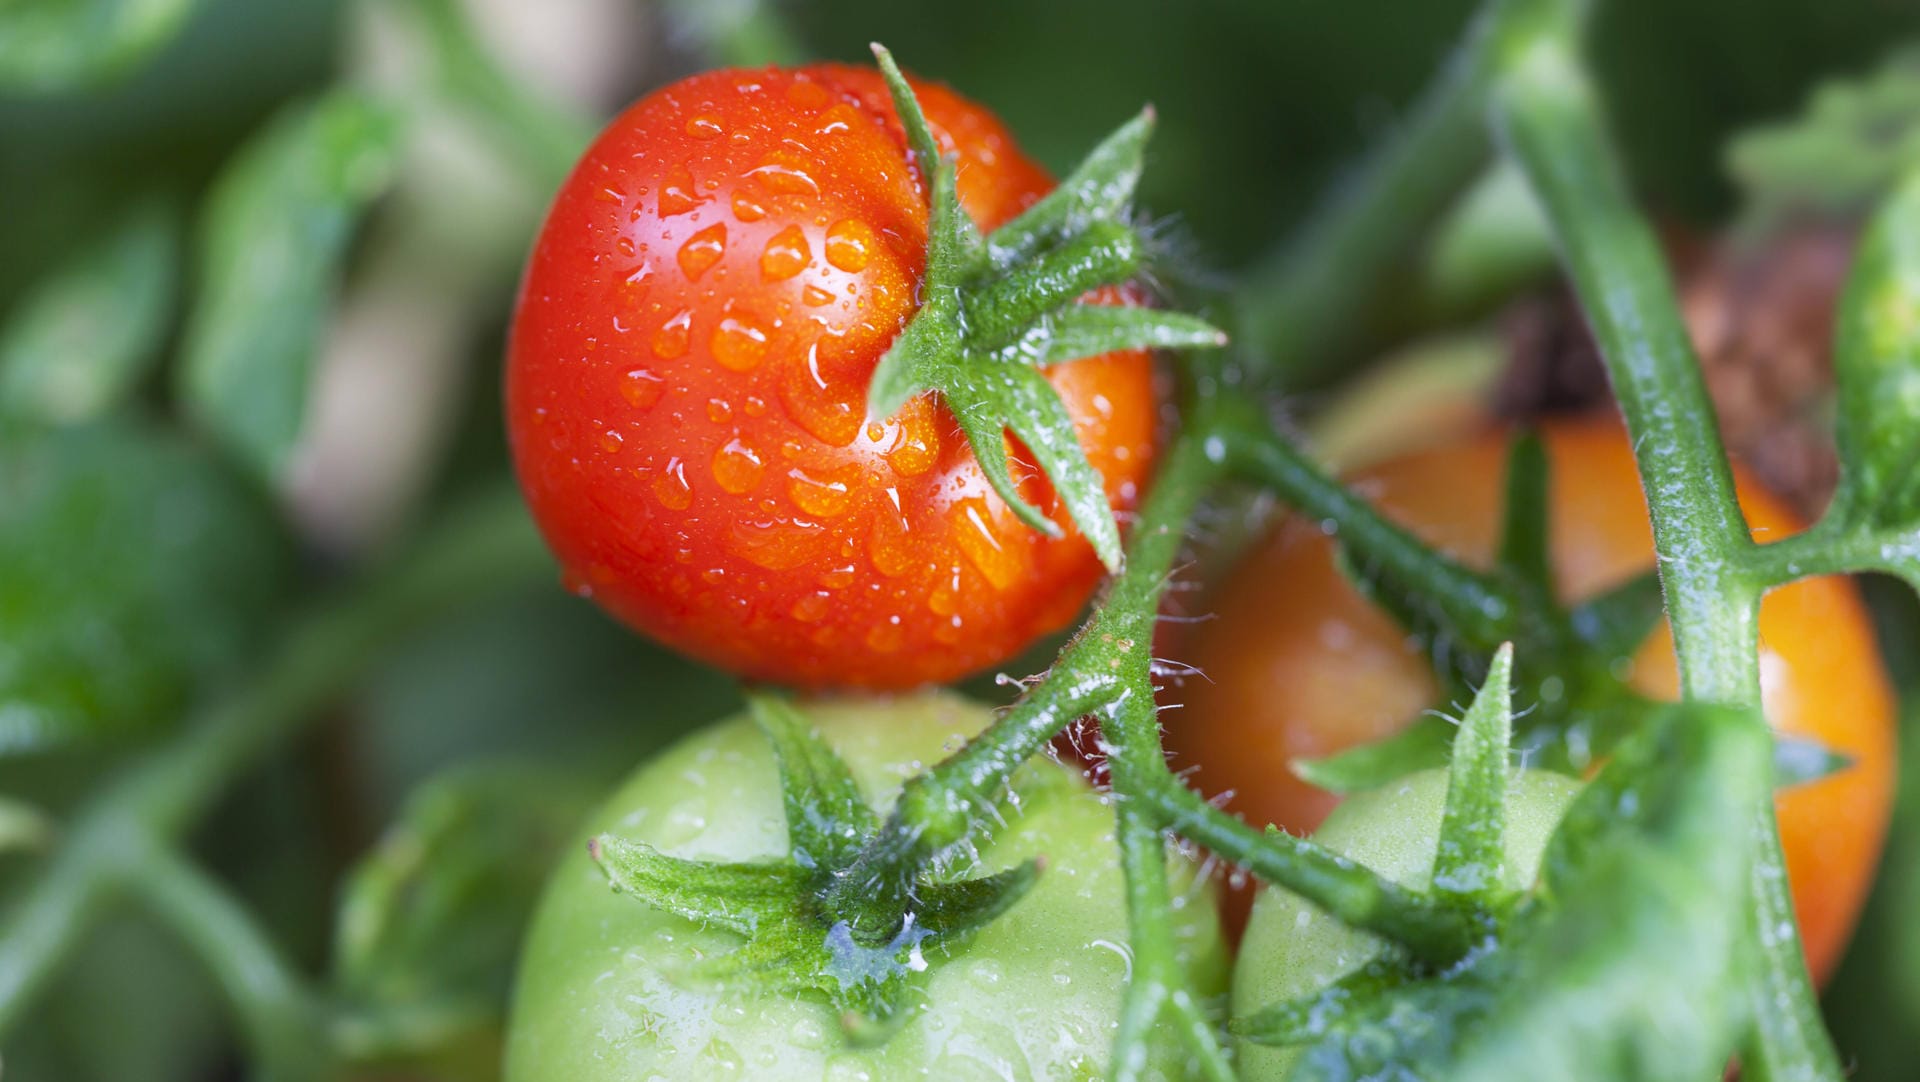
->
[1232, 768, 1579, 1081]
[1170, 414, 1896, 983]
[505, 693, 1227, 1080]
[506, 65, 1160, 689]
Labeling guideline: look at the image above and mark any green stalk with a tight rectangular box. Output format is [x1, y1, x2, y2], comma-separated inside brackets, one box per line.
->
[135, 848, 331, 1082]
[1493, 24, 1841, 1081]
[1233, 3, 1504, 383]
[0, 490, 551, 1037]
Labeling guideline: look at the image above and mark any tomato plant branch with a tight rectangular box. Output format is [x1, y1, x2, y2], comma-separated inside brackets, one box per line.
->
[1217, 401, 1525, 653]
[1492, 17, 1841, 1080]
[0, 490, 551, 1038]
[134, 845, 332, 1082]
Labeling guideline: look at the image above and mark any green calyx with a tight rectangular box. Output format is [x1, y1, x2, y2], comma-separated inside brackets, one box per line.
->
[587, 694, 1039, 1045]
[865, 44, 1228, 573]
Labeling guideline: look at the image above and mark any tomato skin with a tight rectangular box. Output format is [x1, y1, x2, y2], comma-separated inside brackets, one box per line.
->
[506, 65, 1159, 689]
[1232, 769, 1579, 1081]
[1170, 414, 1897, 983]
[505, 693, 1227, 1081]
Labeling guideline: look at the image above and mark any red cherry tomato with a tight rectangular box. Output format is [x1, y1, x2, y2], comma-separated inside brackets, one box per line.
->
[1170, 415, 1896, 983]
[507, 64, 1159, 689]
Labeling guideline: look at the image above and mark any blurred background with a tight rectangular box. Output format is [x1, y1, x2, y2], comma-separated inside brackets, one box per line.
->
[2, 0, 1919, 1079]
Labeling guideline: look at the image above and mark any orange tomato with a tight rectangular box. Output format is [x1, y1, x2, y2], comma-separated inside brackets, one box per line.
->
[1170, 414, 1895, 983]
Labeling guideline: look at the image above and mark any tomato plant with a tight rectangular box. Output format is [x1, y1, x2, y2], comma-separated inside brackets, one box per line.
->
[506, 62, 1167, 689]
[505, 693, 1227, 1080]
[8, 4, 1920, 1082]
[1169, 415, 1897, 982]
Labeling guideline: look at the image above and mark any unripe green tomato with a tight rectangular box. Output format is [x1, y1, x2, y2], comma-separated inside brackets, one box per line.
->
[1232, 769, 1579, 1081]
[506, 693, 1228, 1081]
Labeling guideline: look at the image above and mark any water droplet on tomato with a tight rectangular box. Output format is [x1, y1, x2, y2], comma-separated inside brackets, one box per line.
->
[801, 283, 835, 307]
[865, 616, 905, 653]
[749, 159, 820, 196]
[818, 564, 857, 590]
[790, 593, 831, 623]
[953, 498, 1019, 589]
[686, 114, 724, 140]
[658, 163, 705, 217]
[711, 437, 766, 494]
[706, 398, 733, 423]
[615, 235, 636, 257]
[599, 428, 624, 454]
[887, 397, 941, 476]
[759, 225, 811, 281]
[778, 340, 863, 446]
[815, 102, 860, 136]
[620, 368, 665, 410]
[868, 506, 914, 578]
[653, 458, 693, 509]
[825, 219, 875, 272]
[711, 316, 769, 371]
[786, 78, 830, 109]
[653, 310, 693, 358]
[677, 223, 727, 279]
[743, 395, 768, 417]
[786, 464, 855, 518]
[732, 191, 767, 222]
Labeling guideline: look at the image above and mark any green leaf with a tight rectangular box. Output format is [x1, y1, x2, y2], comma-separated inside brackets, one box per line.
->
[1002, 305, 1228, 367]
[0, 421, 288, 755]
[987, 107, 1155, 266]
[1495, 431, 1550, 590]
[913, 858, 1042, 936]
[178, 90, 401, 481]
[0, 200, 177, 424]
[591, 835, 806, 937]
[0, 0, 200, 94]
[748, 694, 878, 869]
[1232, 957, 1418, 1047]
[1431, 644, 1513, 904]
[1292, 714, 1455, 794]
[1830, 167, 1920, 529]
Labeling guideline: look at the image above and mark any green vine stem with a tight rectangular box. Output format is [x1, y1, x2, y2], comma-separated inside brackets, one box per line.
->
[1492, 18, 1841, 1081]
[134, 846, 331, 1082]
[0, 490, 551, 1037]
[1232, 2, 1508, 383]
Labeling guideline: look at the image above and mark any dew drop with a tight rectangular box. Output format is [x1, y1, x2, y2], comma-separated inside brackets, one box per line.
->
[686, 114, 724, 140]
[732, 190, 767, 222]
[786, 78, 830, 109]
[743, 395, 768, 417]
[620, 368, 666, 410]
[658, 162, 705, 217]
[615, 235, 636, 257]
[711, 316, 770, 371]
[790, 592, 831, 623]
[953, 498, 1020, 589]
[865, 616, 905, 653]
[868, 507, 914, 578]
[749, 159, 821, 196]
[818, 564, 857, 590]
[677, 223, 727, 279]
[801, 283, 835, 307]
[759, 225, 812, 281]
[652, 310, 693, 358]
[707, 398, 733, 423]
[887, 397, 941, 476]
[712, 437, 766, 494]
[653, 458, 693, 509]
[786, 464, 855, 517]
[778, 341, 863, 446]
[815, 102, 861, 136]
[825, 219, 876, 272]
[599, 428, 624, 454]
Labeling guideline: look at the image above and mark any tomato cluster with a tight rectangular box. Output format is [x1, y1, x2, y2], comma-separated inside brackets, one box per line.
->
[507, 64, 1158, 690]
